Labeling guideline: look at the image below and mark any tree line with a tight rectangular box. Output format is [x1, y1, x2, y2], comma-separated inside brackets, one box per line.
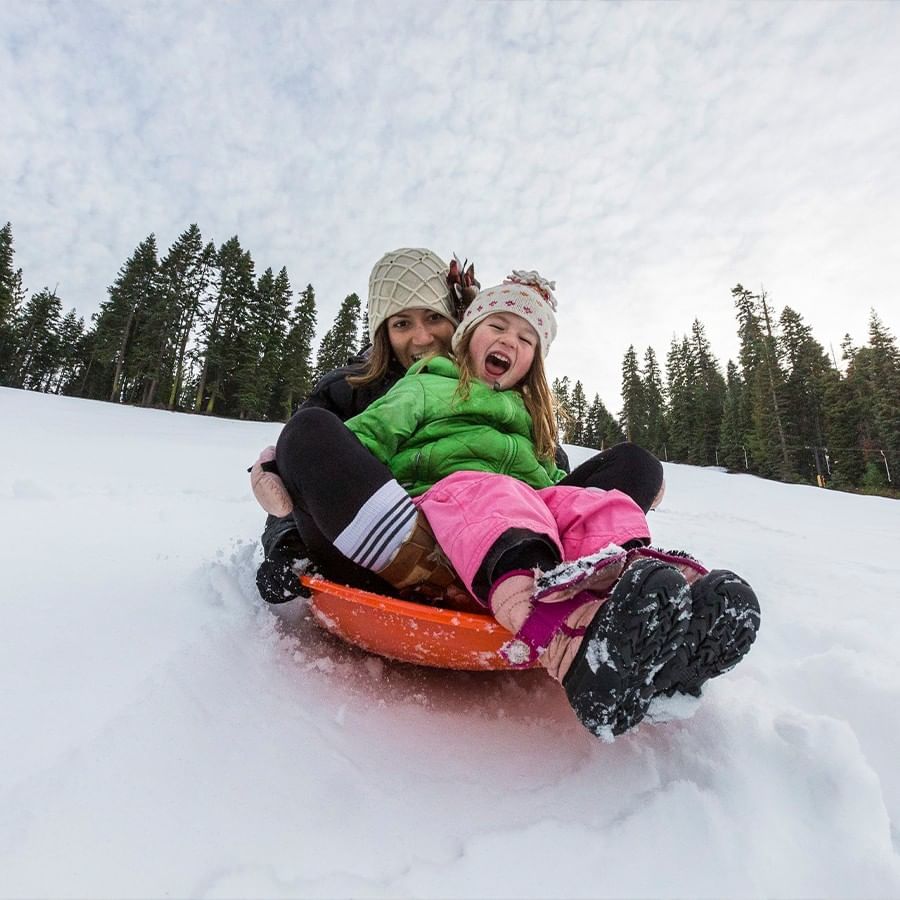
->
[0, 222, 364, 421]
[605, 286, 899, 494]
[2, 221, 898, 495]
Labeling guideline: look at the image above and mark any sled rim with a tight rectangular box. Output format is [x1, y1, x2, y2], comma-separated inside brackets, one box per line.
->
[300, 575, 534, 670]
[301, 575, 501, 630]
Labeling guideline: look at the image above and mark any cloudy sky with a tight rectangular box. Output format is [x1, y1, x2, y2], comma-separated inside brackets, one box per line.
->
[4, 1, 899, 410]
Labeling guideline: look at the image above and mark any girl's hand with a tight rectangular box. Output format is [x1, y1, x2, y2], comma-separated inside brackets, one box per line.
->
[250, 446, 294, 517]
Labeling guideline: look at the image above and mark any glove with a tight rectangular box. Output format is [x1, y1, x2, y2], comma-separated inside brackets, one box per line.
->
[256, 537, 315, 604]
[250, 446, 294, 517]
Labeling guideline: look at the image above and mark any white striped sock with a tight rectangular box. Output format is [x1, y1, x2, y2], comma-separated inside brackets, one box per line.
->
[333, 480, 417, 572]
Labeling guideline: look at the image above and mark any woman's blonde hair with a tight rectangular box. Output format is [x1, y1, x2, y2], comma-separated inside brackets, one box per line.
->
[454, 327, 558, 461]
[345, 324, 393, 388]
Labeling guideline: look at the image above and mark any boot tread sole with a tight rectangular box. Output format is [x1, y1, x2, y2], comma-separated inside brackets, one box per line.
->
[655, 571, 760, 697]
[562, 560, 690, 737]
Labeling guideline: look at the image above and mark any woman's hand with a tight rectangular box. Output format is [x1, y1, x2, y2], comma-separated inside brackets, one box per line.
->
[250, 446, 294, 517]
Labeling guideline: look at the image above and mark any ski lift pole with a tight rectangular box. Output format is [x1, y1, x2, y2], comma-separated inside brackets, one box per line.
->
[881, 449, 893, 483]
[742, 445, 749, 469]
[715, 446, 719, 466]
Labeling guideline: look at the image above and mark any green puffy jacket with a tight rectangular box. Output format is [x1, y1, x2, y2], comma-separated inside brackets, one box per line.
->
[345, 355, 566, 497]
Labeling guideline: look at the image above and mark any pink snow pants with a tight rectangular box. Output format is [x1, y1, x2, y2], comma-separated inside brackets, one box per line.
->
[415, 471, 650, 597]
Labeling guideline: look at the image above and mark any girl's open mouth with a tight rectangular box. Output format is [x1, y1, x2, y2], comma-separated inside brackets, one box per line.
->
[484, 352, 511, 377]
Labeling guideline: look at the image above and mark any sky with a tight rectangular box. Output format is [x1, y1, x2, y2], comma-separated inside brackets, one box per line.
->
[3, 1, 900, 411]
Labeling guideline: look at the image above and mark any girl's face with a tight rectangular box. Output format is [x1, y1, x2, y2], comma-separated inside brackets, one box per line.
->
[386, 308, 456, 369]
[468, 312, 538, 389]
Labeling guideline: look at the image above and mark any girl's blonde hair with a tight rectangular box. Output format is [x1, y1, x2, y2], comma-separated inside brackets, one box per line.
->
[346, 324, 393, 388]
[454, 326, 558, 461]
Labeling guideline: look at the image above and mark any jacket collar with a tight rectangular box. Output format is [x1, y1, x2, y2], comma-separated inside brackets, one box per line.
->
[405, 354, 459, 379]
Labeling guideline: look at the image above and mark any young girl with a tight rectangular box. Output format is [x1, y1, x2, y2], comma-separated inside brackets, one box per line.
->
[275, 273, 760, 739]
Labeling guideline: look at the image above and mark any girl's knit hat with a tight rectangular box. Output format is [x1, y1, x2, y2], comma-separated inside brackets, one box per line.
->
[367, 248, 458, 342]
[451, 270, 558, 358]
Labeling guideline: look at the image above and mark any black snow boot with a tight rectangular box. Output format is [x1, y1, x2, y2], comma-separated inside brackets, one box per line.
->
[562, 558, 691, 738]
[256, 529, 314, 604]
[653, 570, 761, 698]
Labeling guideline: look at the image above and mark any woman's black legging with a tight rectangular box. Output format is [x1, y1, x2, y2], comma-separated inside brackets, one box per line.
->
[275, 407, 404, 592]
[557, 442, 663, 513]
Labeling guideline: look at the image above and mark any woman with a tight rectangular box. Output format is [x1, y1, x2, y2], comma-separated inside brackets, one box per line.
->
[253, 249, 664, 604]
[254, 247, 465, 601]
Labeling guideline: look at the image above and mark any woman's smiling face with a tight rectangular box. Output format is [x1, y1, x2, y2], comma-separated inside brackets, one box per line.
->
[386, 308, 456, 369]
[467, 312, 538, 389]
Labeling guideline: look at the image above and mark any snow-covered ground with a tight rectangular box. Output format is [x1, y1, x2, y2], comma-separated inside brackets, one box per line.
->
[2, 385, 899, 899]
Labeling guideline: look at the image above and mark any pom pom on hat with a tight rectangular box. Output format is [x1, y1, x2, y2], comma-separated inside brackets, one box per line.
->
[452, 270, 559, 358]
[447, 254, 480, 320]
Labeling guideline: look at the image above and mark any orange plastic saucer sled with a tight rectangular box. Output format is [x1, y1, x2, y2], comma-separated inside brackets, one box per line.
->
[301, 575, 537, 671]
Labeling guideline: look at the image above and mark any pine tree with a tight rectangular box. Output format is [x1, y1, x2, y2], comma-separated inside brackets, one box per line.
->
[8, 288, 63, 389]
[619, 345, 646, 444]
[688, 319, 726, 465]
[86, 235, 161, 403]
[157, 225, 217, 410]
[718, 361, 747, 469]
[778, 305, 835, 482]
[642, 346, 667, 456]
[116, 236, 162, 404]
[316, 293, 361, 378]
[585, 393, 624, 449]
[0, 222, 13, 325]
[605, 411, 627, 447]
[128, 250, 178, 408]
[235, 266, 292, 420]
[569, 380, 588, 445]
[277, 283, 317, 419]
[851, 310, 900, 485]
[823, 368, 865, 488]
[358, 307, 370, 353]
[194, 236, 256, 414]
[664, 336, 691, 461]
[582, 392, 599, 448]
[0, 222, 27, 381]
[551, 376, 573, 442]
[70, 327, 102, 399]
[822, 334, 867, 487]
[731, 285, 791, 478]
[756, 290, 792, 476]
[867, 311, 900, 469]
[50, 309, 86, 394]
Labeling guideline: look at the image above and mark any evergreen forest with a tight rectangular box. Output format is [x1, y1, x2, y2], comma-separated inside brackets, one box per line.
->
[2, 222, 897, 497]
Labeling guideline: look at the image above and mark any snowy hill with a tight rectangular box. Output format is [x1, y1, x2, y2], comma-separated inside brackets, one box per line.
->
[2, 385, 899, 899]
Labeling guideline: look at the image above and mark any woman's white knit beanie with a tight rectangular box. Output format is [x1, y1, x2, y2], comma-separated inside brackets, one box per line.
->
[367, 248, 458, 342]
[452, 270, 558, 358]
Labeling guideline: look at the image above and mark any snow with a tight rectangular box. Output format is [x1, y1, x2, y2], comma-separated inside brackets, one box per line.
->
[2, 385, 900, 898]
[586, 637, 612, 674]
